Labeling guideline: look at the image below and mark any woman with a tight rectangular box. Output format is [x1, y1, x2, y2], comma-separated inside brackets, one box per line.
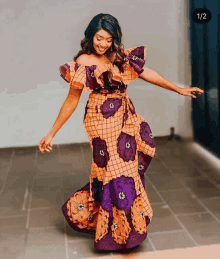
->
[39, 13, 204, 251]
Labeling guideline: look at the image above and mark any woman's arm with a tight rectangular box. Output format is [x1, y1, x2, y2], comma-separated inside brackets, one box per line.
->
[48, 87, 83, 138]
[139, 67, 204, 98]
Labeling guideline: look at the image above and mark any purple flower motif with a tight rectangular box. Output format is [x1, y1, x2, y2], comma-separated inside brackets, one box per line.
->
[92, 137, 110, 168]
[85, 65, 100, 90]
[138, 151, 153, 175]
[128, 46, 146, 74]
[138, 151, 153, 188]
[111, 175, 136, 214]
[100, 98, 122, 119]
[117, 132, 137, 162]
[140, 122, 155, 148]
[91, 178, 103, 202]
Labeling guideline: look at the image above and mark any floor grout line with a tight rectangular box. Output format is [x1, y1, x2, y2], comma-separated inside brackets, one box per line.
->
[0, 214, 27, 219]
[25, 148, 38, 230]
[150, 202, 165, 205]
[173, 211, 209, 217]
[200, 196, 220, 201]
[59, 144, 70, 259]
[0, 150, 14, 198]
[146, 235, 156, 251]
[23, 206, 60, 211]
[158, 188, 186, 193]
[22, 180, 29, 210]
[28, 225, 61, 230]
[148, 229, 185, 236]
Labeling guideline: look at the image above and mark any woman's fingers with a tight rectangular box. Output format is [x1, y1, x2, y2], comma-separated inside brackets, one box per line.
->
[39, 141, 53, 153]
[192, 87, 204, 94]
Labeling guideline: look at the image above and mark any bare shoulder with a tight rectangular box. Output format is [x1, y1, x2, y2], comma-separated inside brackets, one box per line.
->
[75, 54, 96, 66]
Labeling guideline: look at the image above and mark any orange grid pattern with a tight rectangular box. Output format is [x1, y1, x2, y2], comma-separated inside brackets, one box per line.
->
[60, 46, 155, 236]
[83, 91, 155, 219]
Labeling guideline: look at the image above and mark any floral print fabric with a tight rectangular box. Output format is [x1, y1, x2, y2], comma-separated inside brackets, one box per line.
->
[60, 46, 156, 251]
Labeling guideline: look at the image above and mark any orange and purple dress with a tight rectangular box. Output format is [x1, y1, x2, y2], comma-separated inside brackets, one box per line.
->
[59, 46, 156, 251]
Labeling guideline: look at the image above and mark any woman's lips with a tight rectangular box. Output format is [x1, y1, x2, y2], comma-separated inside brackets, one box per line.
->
[98, 47, 106, 52]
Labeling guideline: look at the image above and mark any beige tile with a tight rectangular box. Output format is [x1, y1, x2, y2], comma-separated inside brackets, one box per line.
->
[201, 198, 220, 220]
[144, 179, 163, 204]
[159, 189, 206, 214]
[147, 174, 184, 191]
[148, 204, 183, 233]
[63, 174, 89, 190]
[58, 143, 88, 172]
[63, 187, 82, 202]
[202, 169, 220, 185]
[177, 213, 220, 245]
[149, 231, 195, 251]
[9, 150, 36, 175]
[68, 239, 111, 258]
[0, 148, 14, 167]
[170, 166, 204, 178]
[0, 188, 28, 217]
[182, 177, 220, 199]
[14, 146, 38, 154]
[3, 171, 30, 190]
[65, 223, 94, 242]
[0, 216, 27, 259]
[24, 227, 66, 259]
[29, 206, 63, 228]
[36, 145, 64, 175]
[0, 164, 9, 191]
[31, 177, 63, 208]
[160, 157, 187, 168]
[81, 143, 93, 173]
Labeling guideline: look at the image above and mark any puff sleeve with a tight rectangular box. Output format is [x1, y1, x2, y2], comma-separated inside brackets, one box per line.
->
[59, 61, 86, 90]
[122, 45, 147, 85]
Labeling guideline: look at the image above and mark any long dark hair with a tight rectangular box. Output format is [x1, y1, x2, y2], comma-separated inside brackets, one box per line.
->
[73, 13, 126, 73]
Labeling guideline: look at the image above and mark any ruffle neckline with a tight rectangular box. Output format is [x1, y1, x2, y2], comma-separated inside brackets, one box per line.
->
[60, 45, 147, 91]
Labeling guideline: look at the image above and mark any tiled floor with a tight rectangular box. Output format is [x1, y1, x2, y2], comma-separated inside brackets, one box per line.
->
[1, 138, 220, 258]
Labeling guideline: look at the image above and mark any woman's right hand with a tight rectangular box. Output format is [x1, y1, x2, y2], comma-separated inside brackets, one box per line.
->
[39, 133, 54, 153]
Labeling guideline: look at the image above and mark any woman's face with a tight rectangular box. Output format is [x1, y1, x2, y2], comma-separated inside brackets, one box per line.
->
[93, 29, 113, 55]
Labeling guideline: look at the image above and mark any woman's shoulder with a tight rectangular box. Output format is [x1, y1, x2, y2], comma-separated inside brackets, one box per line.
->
[75, 54, 99, 66]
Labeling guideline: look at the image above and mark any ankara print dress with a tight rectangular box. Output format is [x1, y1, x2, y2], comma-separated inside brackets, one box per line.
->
[59, 45, 156, 251]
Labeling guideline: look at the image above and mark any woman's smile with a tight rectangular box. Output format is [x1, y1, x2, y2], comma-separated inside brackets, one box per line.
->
[93, 29, 113, 55]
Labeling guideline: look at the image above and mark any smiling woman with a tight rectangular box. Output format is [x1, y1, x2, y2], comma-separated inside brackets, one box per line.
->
[39, 12, 204, 253]
[73, 13, 127, 73]
[93, 30, 113, 54]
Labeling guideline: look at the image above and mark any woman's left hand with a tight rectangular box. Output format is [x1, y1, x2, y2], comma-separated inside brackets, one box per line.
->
[178, 87, 204, 98]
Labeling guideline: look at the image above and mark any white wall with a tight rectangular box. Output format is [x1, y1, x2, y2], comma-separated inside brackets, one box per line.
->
[0, 0, 192, 148]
